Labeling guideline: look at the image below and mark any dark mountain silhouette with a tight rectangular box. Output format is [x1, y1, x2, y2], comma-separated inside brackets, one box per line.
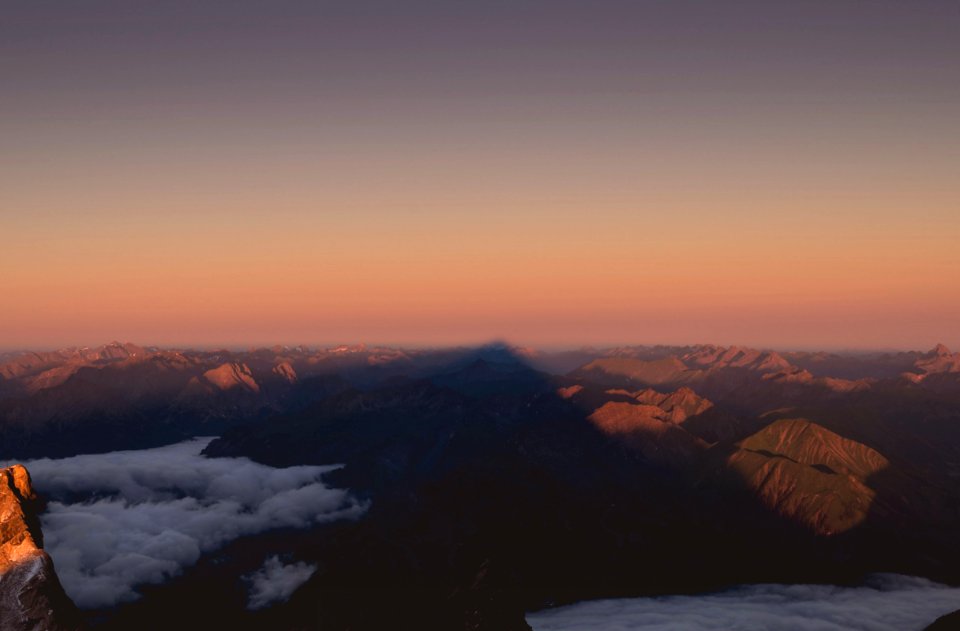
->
[925, 609, 960, 631]
[3, 342, 960, 629]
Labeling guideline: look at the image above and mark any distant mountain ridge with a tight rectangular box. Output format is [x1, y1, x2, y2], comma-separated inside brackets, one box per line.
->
[0, 341, 957, 459]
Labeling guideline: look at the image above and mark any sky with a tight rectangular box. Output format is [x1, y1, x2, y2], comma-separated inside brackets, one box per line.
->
[2, 0, 959, 350]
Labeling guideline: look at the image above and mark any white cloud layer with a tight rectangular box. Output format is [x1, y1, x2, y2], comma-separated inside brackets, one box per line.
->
[527, 575, 960, 631]
[8, 438, 364, 609]
[244, 555, 317, 610]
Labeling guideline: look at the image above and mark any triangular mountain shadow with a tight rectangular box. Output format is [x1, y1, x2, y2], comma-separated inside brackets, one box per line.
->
[191, 348, 931, 631]
[7, 343, 960, 630]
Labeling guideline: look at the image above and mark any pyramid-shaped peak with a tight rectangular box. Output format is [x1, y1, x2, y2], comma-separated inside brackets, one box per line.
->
[931, 343, 952, 357]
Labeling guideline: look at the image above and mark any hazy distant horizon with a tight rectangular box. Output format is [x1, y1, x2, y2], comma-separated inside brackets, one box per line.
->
[1, 337, 954, 356]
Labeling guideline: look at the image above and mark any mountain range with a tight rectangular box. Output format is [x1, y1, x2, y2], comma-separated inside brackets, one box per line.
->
[2, 341, 960, 629]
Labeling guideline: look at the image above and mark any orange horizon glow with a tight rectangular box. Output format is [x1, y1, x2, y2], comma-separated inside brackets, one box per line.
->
[4, 145, 959, 351]
[3, 160, 959, 350]
[3, 193, 958, 351]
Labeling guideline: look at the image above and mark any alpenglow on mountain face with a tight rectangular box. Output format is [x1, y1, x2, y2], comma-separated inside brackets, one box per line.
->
[0, 464, 82, 631]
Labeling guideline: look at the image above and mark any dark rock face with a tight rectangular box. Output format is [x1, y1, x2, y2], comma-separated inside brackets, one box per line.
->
[925, 610, 960, 631]
[0, 465, 83, 631]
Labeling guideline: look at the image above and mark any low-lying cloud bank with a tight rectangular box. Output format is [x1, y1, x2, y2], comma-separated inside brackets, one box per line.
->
[244, 555, 317, 610]
[9, 438, 364, 609]
[527, 575, 960, 631]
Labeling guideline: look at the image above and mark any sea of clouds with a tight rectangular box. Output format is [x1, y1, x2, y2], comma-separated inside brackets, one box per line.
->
[8, 438, 365, 609]
[527, 574, 960, 631]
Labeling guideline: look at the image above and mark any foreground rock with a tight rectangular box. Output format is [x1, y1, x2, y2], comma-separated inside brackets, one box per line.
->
[925, 610, 960, 630]
[0, 465, 82, 631]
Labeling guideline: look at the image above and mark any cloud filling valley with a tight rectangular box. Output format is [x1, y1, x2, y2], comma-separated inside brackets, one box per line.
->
[9, 438, 364, 608]
[527, 574, 960, 631]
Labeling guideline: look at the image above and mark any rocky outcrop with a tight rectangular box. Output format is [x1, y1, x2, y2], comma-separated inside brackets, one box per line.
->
[272, 361, 298, 383]
[0, 465, 82, 630]
[621, 386, 713, 423]
[904, 344, 960, 383]
[572, 346, 805, 391]
[682, 345, 792, 372]
[576, 357, 691, 386]
[201, 362, 260, 393]
[722, 419, 890, 535]
[924, 609, 960, 630]
[587, 401, 707, 466]
[0, 343, 148, 395]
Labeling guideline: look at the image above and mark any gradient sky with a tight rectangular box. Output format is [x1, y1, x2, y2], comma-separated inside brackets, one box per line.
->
[2, 0, 959, 350]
